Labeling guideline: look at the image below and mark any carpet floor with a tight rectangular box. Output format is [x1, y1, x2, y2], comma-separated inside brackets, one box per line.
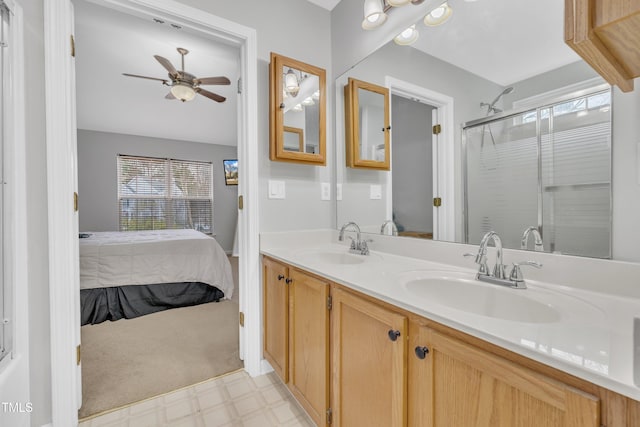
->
[79, 299, 242, 419]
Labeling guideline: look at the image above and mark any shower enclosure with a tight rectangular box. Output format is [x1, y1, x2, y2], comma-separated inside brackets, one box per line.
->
[463, 86, 612, 258]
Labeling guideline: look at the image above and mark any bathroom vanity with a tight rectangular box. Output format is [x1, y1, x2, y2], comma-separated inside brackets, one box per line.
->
[261, 230, 640, 427]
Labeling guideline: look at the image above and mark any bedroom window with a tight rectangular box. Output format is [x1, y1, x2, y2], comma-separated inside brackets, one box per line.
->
[117, 155, 214, 233]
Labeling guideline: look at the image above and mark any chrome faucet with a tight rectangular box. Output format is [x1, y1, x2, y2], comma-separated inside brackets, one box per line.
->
[338, 222, 370, 255]
[521, 226, 544, 252]
[380, 220, 398, 236]
[464, 231, 541, 289]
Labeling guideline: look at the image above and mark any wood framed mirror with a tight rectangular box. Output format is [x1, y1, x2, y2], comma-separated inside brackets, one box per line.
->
[344, 77, 390, 170]
[269, 52, 326, 165]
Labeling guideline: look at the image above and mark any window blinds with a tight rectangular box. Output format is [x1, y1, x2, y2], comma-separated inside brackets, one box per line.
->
[117, 155, 214, 233]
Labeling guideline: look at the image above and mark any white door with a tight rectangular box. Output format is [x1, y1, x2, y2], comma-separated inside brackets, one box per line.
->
[0, 1, 32, 426]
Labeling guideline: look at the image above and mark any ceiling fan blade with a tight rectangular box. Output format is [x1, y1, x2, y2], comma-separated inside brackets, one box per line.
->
[153, 55, 179, 77]
[196, 88, 226, 103]
[122, 73, 168, 84]
[165, 92, 176, 100]
[194, 76, 231, 86]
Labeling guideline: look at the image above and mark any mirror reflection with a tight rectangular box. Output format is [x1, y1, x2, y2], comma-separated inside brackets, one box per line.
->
[335, 1, 638, 261]
[269, 52, 326, 165]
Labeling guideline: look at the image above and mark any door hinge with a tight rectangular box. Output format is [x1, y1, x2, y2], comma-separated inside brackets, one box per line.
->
[326, 408, 332, 424]
[433, 197, 442, 207]
[237, 78, 242, 94]
[74, 192, 79, 212]
[76, 345, 81, 365]
[238, 195, 244, 210]
[239, 312, 245, 327]
[432, 124, 441, 135]
[70, 35, 75, 58]
[327, 295, 332, 311]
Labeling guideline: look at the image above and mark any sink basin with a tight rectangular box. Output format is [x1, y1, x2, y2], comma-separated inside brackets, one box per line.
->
[400, 271, 562, 323]
[297, 251, 366, 265]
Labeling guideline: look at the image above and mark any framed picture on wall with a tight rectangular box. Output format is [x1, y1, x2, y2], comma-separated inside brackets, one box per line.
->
[223, 159, 238, 185]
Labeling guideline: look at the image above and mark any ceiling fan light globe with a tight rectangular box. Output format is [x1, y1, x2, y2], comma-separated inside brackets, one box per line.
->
[170, 82, 196, 102]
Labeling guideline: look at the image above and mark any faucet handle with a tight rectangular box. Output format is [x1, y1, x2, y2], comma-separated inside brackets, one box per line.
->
[347, 236, 357, 250]
[509, 261, 542, 281]
[463, 252, 490, 275]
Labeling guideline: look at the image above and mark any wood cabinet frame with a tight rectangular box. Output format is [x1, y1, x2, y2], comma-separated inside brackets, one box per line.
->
[344, 77, 391, 170]
[269, 52, 326, 165]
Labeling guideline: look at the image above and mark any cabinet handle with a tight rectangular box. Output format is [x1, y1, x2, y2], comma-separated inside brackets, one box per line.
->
[285, 278, 293, 284]
[388, 329, 401, 341]
[415, 346, 430, 359]
[277, 274, 285, 281]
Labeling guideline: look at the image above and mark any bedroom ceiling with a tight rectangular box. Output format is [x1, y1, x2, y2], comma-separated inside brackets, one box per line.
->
[74, 0, 240, 146]
[407, 0, 581, 86]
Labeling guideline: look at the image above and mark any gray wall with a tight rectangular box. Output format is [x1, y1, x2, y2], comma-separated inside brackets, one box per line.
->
[77, 130, 238, 252]
[178, 0, 334, 233]
[391, 95, 434, 233]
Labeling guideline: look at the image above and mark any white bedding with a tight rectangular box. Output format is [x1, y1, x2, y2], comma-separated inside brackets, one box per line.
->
[79, 229, 234, 299]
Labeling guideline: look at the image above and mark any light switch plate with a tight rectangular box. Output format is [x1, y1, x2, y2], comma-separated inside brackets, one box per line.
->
[268, 180, 285, 199]
[321, 182, 331, 200]
[336, 184, 343, 201]
[370, 184, 382, 200]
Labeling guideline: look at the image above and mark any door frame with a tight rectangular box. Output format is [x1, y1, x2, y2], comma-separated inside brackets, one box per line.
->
[44, 1, 260, 426]
[385, 76, 455, 241]
[0, 1, 30, 425]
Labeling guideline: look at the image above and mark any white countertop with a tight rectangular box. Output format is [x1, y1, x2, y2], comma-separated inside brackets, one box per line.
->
[260, 229, 640, 401]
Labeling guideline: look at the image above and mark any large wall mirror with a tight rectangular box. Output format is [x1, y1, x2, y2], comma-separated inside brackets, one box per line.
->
[270, 52, 326, 165]
[335, 0, 640, 262]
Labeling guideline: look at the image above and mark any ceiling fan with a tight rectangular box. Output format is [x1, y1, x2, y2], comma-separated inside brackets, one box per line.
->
[123, 47, 231, 103]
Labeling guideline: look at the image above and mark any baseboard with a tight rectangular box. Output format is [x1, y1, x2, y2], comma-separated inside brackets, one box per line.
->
[259, 359, 274, 376]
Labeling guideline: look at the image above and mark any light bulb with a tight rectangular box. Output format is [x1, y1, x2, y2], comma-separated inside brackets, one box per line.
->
[424, 2, 452, 26]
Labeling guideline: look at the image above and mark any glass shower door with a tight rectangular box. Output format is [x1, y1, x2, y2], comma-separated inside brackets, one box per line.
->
[464, 113, 539, 249]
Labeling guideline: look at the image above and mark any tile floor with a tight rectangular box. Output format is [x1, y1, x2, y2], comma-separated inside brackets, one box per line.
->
[79, 370, 315, 427]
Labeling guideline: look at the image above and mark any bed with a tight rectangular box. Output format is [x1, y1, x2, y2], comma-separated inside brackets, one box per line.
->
[79, 229, 234, 325]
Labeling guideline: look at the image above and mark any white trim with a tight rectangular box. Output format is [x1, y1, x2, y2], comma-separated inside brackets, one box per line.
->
[385, 77, 455, 242]
[45, 1, 260, 425]
[512, 77, 606, 110]
[0, 3, 30, 426]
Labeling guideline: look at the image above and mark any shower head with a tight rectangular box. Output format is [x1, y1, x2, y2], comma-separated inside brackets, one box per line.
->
[483, 86, 515, 115]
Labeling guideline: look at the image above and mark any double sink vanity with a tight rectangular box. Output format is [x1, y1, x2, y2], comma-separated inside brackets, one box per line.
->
[261, 229, 640, 427]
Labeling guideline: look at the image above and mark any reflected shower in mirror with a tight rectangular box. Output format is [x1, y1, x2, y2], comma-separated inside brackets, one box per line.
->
[333, 0, 640, 260]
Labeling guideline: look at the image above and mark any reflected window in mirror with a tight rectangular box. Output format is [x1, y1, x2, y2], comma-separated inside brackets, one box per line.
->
[269, 52, 326, 165]
[344, 77, 390, 170]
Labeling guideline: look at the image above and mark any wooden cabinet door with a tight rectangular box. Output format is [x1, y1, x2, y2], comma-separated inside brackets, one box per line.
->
[331, 288, 407, 427]
[410, 324, 601, 427]
[288, 269, 330, 426]
[262, 257, 289, 382]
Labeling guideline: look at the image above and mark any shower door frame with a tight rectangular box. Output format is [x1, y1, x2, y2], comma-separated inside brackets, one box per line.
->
[461, 83, 613, 257]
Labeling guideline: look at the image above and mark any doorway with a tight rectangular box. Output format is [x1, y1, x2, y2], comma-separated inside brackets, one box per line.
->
[44, 1, 259, 425]
[385, 76, 456, 242]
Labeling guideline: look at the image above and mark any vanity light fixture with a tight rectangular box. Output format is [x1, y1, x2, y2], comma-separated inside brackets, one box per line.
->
[387, 0, 411, 6]
[312, 90, 320, 100]
[302, 96, 315, 106]
[292, 103, 303, 112]
[362, 0, 387, 30]
[394, 24, 419, 45]
[424, 1, 453, 26]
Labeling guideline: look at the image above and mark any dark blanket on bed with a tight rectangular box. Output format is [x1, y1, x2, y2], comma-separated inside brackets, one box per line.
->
[81, 282, 225, 325]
